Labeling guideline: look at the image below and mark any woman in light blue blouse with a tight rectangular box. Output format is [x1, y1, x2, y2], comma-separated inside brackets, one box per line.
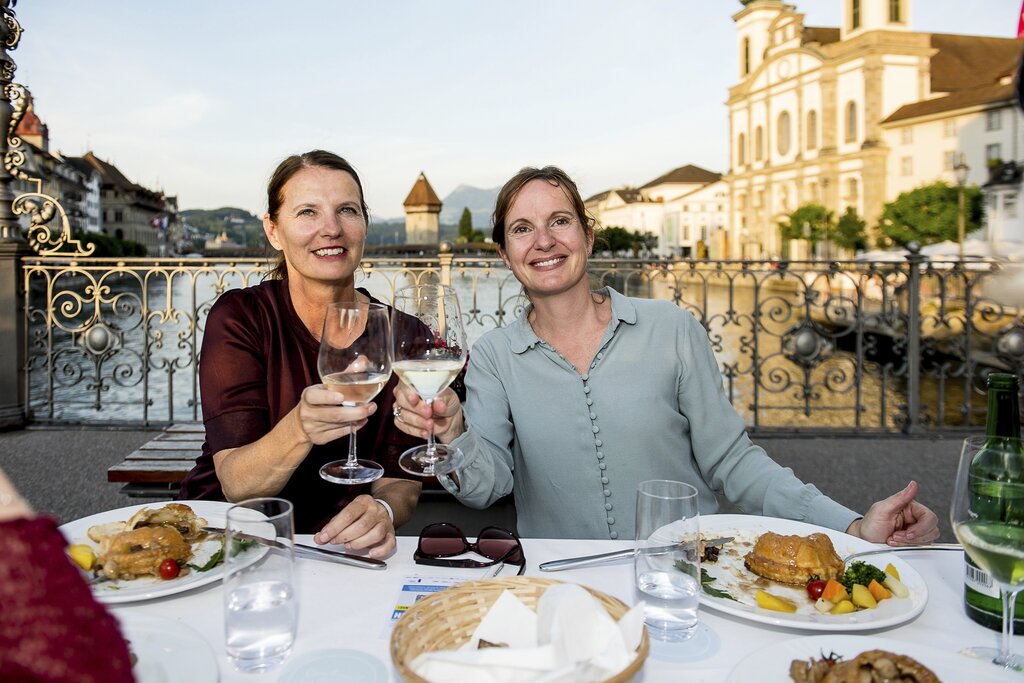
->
[392, 166, 940, 542]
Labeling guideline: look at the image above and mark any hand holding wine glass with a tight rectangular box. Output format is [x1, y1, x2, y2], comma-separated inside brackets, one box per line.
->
[317, 301, 392, 485]
[391, 284, 467, 476]
[951, 434, 1024, 671]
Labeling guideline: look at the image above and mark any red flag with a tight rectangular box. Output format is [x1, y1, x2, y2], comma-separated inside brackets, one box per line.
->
[1019, 0, 1024, 38]
[150, 214, 162, 229]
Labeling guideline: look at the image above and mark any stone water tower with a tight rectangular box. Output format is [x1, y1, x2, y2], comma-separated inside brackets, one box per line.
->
[403, 172, 442, 245]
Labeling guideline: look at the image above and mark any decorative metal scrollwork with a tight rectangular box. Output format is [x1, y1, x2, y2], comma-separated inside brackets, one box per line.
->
[4, 80, 28, 180]
[994, 323, 1024, 374]
[13, 183, 96, 256]
[781, 322, 833, 369]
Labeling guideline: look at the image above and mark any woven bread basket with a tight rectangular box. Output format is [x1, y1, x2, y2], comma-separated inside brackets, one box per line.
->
[390, 576, 649, 683]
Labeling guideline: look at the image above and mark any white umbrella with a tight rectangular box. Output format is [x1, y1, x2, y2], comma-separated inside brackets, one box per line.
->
[854, 249, 906, 262]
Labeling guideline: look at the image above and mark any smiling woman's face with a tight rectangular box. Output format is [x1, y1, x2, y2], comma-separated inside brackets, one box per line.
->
[499, 179, 594, 300]
[263, 166, 367, 291]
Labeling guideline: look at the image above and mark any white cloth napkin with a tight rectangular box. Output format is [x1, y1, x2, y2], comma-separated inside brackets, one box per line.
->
[409, 584, 645, 683]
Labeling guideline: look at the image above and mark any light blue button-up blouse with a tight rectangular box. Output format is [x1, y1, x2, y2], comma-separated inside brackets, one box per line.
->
[440, 287, 859, 539]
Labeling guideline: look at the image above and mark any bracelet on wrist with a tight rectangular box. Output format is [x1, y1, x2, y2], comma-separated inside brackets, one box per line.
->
[373, 497, 394, 523]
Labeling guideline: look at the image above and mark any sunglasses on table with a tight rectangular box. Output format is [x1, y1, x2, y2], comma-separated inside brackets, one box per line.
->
[414, 523, 526, 576]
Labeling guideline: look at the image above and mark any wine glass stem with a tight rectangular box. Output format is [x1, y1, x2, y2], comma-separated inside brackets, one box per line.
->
[998, 587, 1022, 668]
[346, 425, 359, 467]
[424, 398, 436, 459]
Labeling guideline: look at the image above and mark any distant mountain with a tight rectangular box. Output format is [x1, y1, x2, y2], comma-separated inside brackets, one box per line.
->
[440, 184, 499, 229]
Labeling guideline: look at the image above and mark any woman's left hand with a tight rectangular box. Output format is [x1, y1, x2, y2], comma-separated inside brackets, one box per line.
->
[848, 480, 940, 545]
[313, 494, 395, 558]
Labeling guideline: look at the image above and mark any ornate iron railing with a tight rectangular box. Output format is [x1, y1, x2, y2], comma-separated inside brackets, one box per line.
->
[20, 249, 1024, 430]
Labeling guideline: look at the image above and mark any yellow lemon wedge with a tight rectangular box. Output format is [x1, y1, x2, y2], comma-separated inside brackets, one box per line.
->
[67, 544, 96, 571]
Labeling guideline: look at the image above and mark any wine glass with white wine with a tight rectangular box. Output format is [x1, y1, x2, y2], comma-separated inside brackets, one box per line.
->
[391, 284, 467, 477]
[317, 301, 392, 485]
[951, 435, 1024, 671]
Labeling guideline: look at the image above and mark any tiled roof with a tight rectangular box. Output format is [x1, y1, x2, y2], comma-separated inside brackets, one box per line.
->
[883, 81, 1014, 123]
[403, 172, 442, 208]
[614, 189, 645, 203]
[641, 164, 721, 188]
[80, 151, 136, 190]
[929, 34, 1022, 93]
[584, 189, 612, 204]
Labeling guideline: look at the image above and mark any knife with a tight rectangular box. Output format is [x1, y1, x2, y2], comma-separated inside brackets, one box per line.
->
[202, 526, 387, 571]
[539, 536, 734, 572]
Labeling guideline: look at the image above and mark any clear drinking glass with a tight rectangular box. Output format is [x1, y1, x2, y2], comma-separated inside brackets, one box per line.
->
[634, 480, 701, 642]
[391, 284, 467, 476]
[318, 301, 391, 485]
[224, 497, 297, 672]
[951, 436, 1024, 671]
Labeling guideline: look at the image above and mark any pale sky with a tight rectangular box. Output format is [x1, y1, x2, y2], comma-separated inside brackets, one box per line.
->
[17, 1, 1018, 219]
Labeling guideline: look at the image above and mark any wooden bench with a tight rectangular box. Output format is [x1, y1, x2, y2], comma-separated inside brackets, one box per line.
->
[107, 422, 204, 498]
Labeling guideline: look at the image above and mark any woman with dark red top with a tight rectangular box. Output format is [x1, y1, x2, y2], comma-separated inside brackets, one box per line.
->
[179, 150, 421, 558]
[0, 468, 134, 682]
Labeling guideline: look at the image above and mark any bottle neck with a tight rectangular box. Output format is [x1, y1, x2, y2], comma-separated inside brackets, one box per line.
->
[986, 385, 1022, 441]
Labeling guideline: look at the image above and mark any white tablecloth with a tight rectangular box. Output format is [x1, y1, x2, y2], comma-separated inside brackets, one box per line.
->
[110, 536, 1021, 681]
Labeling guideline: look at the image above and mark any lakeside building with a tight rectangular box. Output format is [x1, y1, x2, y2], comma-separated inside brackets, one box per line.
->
[403, 172, 442, 245]
[727, 0, 1023, 258]
[76, 151, 178, 252]
[585, 165, 728, 258]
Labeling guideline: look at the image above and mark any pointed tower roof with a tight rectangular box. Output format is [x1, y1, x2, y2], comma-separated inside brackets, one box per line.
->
[403, 172, 442, 209]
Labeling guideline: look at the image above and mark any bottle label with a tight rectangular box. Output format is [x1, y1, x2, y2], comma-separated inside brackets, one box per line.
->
[965, 558, 1000, 599]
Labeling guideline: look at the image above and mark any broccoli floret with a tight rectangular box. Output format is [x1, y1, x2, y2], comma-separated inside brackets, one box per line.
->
[839, 561, 887, 591]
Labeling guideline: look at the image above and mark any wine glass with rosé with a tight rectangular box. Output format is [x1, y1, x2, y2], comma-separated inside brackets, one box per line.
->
[390, 284, 467, 477]
[951, 435, 1024, 671]
[317, 301, 392, 485]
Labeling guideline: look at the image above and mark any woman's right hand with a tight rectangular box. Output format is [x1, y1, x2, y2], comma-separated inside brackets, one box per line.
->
[392, 382, 465, 444]
[295, 384, 377, 445]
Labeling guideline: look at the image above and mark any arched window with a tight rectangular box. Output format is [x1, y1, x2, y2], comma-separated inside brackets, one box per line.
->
[755, 126, 764, 161]
[777, 111, 791, 155]
[737, 132, 747, 166]
[889, 0, 902, 22]
[806, 110, 818, 150]
[851, 0, 861, 30]
[742, 37, 751, 76]
[845, 101, 858, 143]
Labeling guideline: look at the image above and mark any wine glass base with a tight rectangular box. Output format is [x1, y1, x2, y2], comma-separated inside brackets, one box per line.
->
[961, 646, 1024, 671]
[319, 459, 384, 485]
[398, 444, 464, 477]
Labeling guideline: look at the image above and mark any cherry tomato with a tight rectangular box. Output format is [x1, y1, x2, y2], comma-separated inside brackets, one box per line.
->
[159, 559, 180, 580]
[806, 579, 827, 600]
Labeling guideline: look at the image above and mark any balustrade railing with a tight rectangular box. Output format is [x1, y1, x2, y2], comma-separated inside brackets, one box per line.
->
[18, 250, 1024, 431]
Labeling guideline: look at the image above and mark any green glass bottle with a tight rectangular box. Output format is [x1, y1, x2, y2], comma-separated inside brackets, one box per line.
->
[965, 372, 1024, 633]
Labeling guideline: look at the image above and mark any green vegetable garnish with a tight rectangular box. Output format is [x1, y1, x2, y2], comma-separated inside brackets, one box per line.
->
[838, 561, 887, 591]
[698, 567, 738, 601]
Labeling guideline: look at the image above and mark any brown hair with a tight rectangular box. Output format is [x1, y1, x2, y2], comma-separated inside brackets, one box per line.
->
[265, 150, 369, 280]
[490, 166, 596, 248]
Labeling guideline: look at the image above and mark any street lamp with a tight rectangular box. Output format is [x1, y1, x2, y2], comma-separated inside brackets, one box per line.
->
[954, 153, 969, 261]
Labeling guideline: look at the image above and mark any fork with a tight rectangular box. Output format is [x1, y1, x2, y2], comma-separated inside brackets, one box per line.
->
[843, 543, 961, 563]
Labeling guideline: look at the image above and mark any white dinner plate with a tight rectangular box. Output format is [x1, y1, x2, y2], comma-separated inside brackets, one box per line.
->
[116, 612, 219, 683]
[726, 634, 1019, 682]
[60, 500, 237, 603]
[698, 514, 927, 631]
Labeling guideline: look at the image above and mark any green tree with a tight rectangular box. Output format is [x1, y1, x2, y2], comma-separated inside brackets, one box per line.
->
[779, 204, 834, 244]
[833, 207, 869, 252]
[594, 226, 635, 253]
[877, 181, 982, 248]
[456, 207, 485, 243]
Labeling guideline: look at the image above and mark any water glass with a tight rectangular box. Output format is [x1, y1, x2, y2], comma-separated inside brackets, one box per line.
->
[224, 497, 297, 672]
[634, 480, 700, 642]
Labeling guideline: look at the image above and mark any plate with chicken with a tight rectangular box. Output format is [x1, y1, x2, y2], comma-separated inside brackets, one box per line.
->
[696, 515, 928, 631]
[59, 500, 256, 603]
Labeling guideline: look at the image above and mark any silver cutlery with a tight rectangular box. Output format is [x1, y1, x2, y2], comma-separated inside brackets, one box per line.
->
[843, 542, 961, 563]
[539, 536, 734, 572]
[202, 526, 387, 570]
